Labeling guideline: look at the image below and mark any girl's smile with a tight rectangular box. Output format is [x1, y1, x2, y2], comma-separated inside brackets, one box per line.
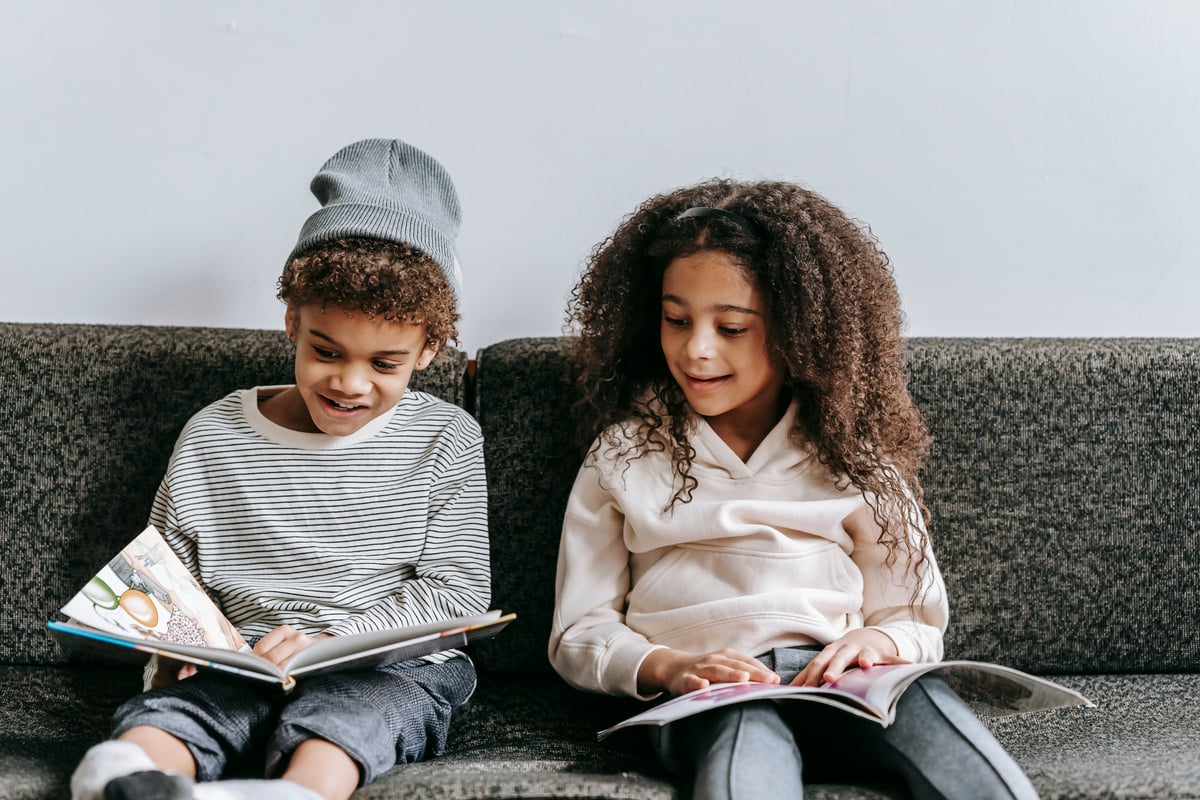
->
[661, 250, 786, 460]
[681, 372, 732, 391]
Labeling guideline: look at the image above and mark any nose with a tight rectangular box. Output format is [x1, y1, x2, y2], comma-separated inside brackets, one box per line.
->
[684, 327, 717, 360]
[331, 362, 371, 396]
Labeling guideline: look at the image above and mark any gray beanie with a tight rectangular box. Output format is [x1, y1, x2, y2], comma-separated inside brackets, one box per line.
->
[289, 138, 464, 298]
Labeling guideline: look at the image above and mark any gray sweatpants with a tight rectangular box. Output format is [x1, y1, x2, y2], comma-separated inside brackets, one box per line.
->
[111, 656, 476, 785]
[652, 646, 1038, 800]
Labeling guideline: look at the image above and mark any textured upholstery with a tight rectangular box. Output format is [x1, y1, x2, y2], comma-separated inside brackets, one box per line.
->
[1, 324, 1197, 799]
[906, 338, 1200, 674]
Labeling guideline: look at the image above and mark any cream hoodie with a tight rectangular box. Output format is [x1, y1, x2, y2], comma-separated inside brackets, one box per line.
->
[548, 404, 948, 699]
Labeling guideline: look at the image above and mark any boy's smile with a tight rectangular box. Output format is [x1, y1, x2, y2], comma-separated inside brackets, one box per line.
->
[261, 305, 437, 436]
[661, 250, 786, 460]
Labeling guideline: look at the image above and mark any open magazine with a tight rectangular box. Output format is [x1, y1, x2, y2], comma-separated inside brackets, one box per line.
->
[599, 660, 1094, 739]
[48, 526, 515, 693]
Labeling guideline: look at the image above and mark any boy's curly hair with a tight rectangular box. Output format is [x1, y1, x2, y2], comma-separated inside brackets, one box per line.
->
[567, 179, 932, 575]
[277, 237, 458, 352]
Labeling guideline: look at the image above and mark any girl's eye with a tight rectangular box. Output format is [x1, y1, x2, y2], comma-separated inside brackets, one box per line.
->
[663, 315, 688, 328]
[372, 360, 401, 371]
[720, 327, 748, 336]
[313, 346, 338, 359]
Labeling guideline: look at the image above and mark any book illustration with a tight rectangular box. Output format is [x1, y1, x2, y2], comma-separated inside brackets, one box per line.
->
[598, 660, 1094, 739]
[61, 526, 246, 651]
[50, 526, 515, 692]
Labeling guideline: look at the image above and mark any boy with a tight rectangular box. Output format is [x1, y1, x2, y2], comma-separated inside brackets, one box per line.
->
[70, 139, 489, 800]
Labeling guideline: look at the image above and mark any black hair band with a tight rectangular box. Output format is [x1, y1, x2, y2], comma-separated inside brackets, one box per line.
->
[675, 206, 760, 236]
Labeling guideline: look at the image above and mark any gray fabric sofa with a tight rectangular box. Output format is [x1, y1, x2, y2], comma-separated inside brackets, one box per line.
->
[1, 322, 1197, 800]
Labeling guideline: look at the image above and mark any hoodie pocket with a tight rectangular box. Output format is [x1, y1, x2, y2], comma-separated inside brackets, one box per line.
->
[628, 541, 858, 617]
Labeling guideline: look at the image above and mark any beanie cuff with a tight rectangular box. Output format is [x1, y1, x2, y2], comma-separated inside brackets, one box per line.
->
[290, 203, 462, 298]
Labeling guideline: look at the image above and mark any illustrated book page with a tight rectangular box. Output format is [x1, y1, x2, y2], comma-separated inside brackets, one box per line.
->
[50, 526, 515, 691]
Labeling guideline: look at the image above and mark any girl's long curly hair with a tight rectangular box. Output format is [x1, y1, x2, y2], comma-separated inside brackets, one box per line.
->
[567, 179, 933, 578]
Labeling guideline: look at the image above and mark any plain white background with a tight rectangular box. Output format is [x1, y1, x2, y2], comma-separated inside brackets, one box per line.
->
[2, 1, 1197, 353]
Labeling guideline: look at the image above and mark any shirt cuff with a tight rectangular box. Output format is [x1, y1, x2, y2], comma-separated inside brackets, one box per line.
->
[604, 635, 668, 700]
[865, 623, 929, 663]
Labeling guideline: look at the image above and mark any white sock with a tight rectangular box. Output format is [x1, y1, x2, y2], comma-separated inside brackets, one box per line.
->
[194, 780, 325, 800]
[70, 740, 158, 800]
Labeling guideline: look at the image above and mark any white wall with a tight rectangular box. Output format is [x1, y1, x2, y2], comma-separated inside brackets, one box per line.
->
[3, 1, 1198, 353]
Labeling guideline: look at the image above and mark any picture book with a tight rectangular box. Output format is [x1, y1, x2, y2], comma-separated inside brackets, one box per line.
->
[49, 526, 515, 692]
[599, 660, 1094, 738]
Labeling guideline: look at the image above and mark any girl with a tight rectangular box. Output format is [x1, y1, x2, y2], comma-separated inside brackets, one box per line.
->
[548, 179, 1037, 799]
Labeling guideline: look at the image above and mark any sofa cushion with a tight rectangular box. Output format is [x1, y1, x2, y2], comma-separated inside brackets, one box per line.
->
[988, 673, 1200, 800]
[0, 665, 142, 800]
[0, 323, 467, 666]
[429, 672, 1200, 800]
[7, 666, 1193, 800]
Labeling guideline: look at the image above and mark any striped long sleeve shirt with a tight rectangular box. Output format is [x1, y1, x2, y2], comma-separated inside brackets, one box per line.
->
[148, 386, 491, 649]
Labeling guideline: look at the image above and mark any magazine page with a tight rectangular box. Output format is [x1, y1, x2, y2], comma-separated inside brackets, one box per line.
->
[598, 660, 1095, 738]
[59, 526, 246, 652]
[286, 611, 515, 676]
[597, 681, 883, 740]
[829, 661, 1094, 725]
[931, 662, 1095, 718]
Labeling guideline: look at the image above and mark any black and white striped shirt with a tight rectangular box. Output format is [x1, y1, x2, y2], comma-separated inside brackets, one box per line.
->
[149, 387, 491, 649]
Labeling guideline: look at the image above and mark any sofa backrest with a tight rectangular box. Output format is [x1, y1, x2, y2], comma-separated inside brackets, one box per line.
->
[905, 338, 1200, 674]
[471, 337, 1200, 677]
[5, 325, 1198, 676]
[470, 338, 579, 675]
[0, 322, 468, 665]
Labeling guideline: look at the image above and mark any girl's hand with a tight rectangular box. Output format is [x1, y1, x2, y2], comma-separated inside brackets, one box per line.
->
[791, 629, 909, 687]
[638, 647, 780, 697]
[252, 625, 331, 668]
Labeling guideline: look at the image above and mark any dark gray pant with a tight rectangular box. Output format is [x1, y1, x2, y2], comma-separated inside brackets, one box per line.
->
[111, 656, 476, 785]
[652, 647, 1038, 800]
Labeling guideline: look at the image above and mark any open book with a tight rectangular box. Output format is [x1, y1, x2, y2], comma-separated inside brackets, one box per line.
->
[599, 660, 1094, 738]
[48, 526, 515, 692]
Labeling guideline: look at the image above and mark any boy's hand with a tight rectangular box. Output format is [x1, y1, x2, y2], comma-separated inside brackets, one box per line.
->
[638, 647, 779, 697]
[253, 625, 332, 667]
[149, 660, 198, 689]
[791, 629, 909, 687]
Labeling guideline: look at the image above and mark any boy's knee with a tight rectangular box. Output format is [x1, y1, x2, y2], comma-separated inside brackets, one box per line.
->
[271, 666, 465, 782]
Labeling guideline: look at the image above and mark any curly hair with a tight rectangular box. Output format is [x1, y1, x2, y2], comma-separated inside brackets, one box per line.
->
[567, 178, 933, 578]
[277, 237, 458, 352]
